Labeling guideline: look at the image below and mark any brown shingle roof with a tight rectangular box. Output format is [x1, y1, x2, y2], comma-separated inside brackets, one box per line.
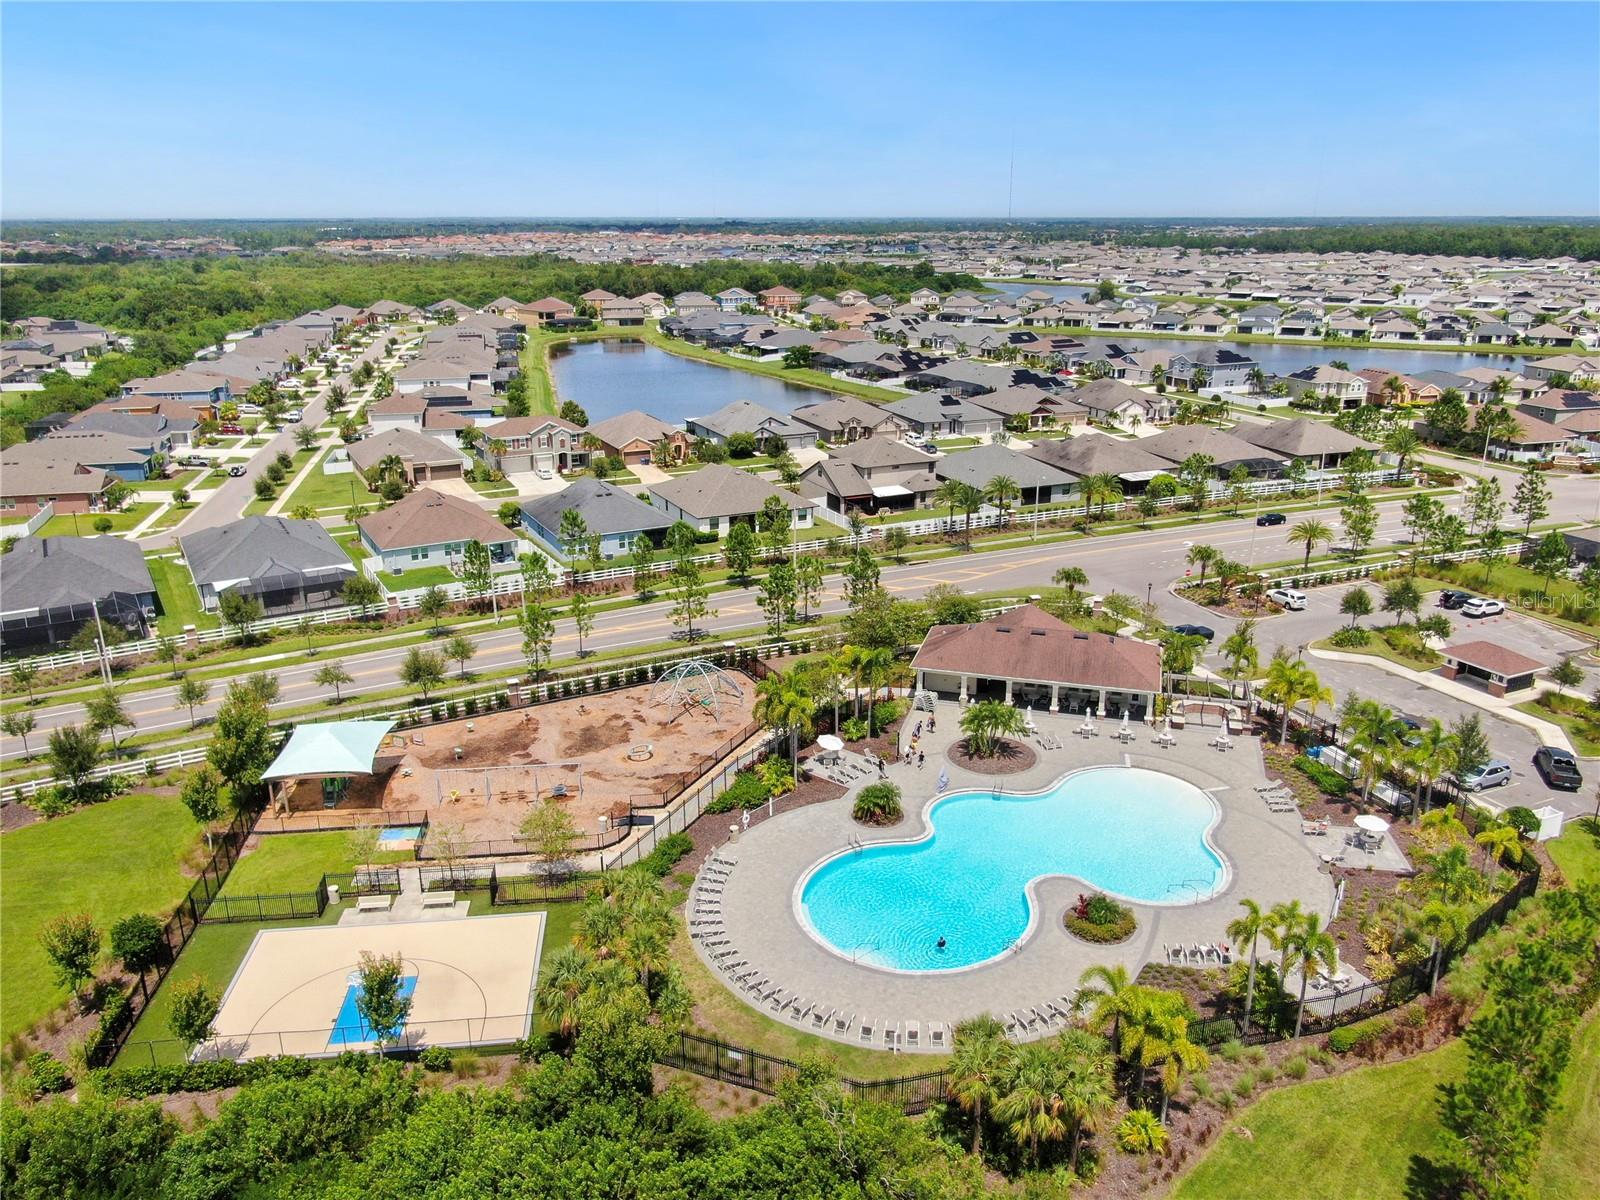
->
[1442, 640, 1544, 678]
[912, 605, 1161, 693]
[357, 488, 511, 552]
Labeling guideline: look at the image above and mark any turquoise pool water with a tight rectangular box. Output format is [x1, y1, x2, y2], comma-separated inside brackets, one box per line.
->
[379, 825, 424, 844]
[797, 767, 1226, 971]
[328, 974, 417, 1047]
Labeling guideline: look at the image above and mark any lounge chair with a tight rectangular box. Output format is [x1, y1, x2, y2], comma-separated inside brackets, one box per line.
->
[859, 1018, 876, 1044]
[1003, 1013, 1023, 1038]
[719, 959, 747, 974]
[904, 1021, 921, 1049]
[791, 999, 813, 1022]
[1046, 1000, 1071, 1024]
[734, 968, 759, 984]
[834, 1012, 855, 1037]
[743, 976, 769, 995]
[766, 989, 788, 1012]
[928, 1022, 948, 1049]
[882, 1023, 897, 1050]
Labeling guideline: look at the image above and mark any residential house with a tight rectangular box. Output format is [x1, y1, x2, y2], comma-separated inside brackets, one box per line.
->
[0, 536, 157, 651]
[1235, 418, 1378, 471]
[179, 517, 356, 616]
[883, 392, 1009, 440]
[1235, 305, 1282, 335]
[673, 292, 718, 318]
[1519, 389, 1600, 426]
[1285, 365, 1369, 407]
[1521, 353, 1600, 384]
[1488, 412, 1573, 463]
[799, 438, 941, 514]
[1165, 347, 1256, 392]
[685, 400, 816, 450]
[758, 286, 802, 314]
[481, 297, 524, 317]
[633, 293, 670, 320]
[1524, 323, 1579, 348]
[599, 298, 646, 327]
[910, 287, 942, 309]
[1325, 311, 1370, 340]
[1022, 431, 1172, 487]
[520, 477, 671, 561]
[647, 463, 816, 535]
[715, 287, 757, 313]
[968, 385, 1090, 432]
[579, 289, 617, 311]
[1137, 425, 1287, 477]
[476, 416, 587, 475]
[0, 457, 113, 517]
[790, 396, 909, 443]
[118, 369, 233, 415]
[67, 409, 195, 449]
[356, 488, 520, 575]
[586, 410, 692, 465]
[1470, 321, 1518, 345]
[933, 444, 1075, 506]
[1370, 317, 1421, 342]
[1070, 378, 1170, 427]
[32, 430, 160, 480]
[1277, 309, 1323, 338]
[348, 428, 471, 485]
[511, 297, 577, 326]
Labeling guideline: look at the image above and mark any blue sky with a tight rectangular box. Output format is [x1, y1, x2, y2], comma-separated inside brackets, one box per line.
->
[3, 1, 1596, 219]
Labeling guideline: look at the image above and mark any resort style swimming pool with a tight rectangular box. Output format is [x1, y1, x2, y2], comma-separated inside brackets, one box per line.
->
[797, 767, 1227, 971]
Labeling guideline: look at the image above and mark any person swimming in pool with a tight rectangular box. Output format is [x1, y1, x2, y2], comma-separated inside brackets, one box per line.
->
[936, 936, 947, 951]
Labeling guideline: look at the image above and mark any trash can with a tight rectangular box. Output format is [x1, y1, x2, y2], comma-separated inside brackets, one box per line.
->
[326, 883, 341, 905]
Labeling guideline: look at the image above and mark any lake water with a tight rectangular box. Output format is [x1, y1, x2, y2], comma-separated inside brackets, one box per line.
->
[982, 280, 1093, 303]
[548, 339, 826, 425]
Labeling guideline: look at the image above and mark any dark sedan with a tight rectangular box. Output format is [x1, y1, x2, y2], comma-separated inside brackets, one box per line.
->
[1534, 746, 1583, 791]
[1256, 512, 1287, 527]
[1438, 589, 1474, 610]
[1169, 623, 1216, 642]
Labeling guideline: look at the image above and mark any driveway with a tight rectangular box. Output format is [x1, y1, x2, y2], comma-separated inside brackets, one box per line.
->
[504, 471, 569, 499]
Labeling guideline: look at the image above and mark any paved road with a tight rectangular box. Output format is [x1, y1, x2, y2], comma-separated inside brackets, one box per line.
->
[136, 337, 390, 550]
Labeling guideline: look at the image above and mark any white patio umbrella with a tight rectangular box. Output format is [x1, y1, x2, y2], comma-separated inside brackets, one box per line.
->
[817, 734, 844, 764]
[1354, 814, 1389, 834]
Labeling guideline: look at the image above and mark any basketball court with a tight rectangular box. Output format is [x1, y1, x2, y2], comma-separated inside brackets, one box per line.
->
[203, 913, 545, 1059]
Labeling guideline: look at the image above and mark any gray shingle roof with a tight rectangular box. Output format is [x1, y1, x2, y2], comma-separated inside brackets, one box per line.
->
[934, 444, 1076, 490]
[520, 477, 670, 538]
[648, 463, 812, 518]
[180, 517, 353, 589]
[0, 536, 155, 616]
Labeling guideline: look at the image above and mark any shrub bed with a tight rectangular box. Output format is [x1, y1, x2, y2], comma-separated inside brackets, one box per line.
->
[638, 832, 693, 877]
[1294, 754, 1351, 798]
[703, 770, 769, 814]
[852, 782, 903, 826]
[1328, 1014, 1391, 1055]
[1064, 892, 1137, 944]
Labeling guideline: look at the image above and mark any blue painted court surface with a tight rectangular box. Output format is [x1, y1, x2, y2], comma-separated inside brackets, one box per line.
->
[799, 767, 1225, 971]
[328, 975, 417, 1047]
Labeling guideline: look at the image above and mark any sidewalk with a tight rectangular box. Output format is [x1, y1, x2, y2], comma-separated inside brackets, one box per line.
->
[1308, 646, 1576, 753]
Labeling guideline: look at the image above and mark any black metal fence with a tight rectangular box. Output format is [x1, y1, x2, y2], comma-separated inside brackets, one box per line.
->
[201, 868, 403, 924]
[659, 1032, 949, 1114]
[254, 809, 431, 836]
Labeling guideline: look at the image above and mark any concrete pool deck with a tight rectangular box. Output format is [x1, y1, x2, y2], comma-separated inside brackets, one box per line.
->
[691, 703, 1333, 1052]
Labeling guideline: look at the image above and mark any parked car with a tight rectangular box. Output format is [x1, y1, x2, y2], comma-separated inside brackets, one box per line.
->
[285, 410, 304, 423]
[1458, 759, 1513, 791]
[227, 466, 246, 478]
[1267, 587, 1307, 610]
[218, 423, 244, 435]
[1169, 623, 1216, 642]
[1438, 589, 1474, 609]
[1533, 746, 1583, 791]
[1256, 512, 1287, 527]
[179, 455, 208, 467]
[1461, 597, 1506, 618]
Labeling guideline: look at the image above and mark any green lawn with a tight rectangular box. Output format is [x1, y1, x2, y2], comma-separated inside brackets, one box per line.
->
[35, 502, 159, 538]
[1534, 1007, 1600, 1200]
[282, 453, 368, 514]
[146, 555, 214, 634]
[1513, 696, 1600, 756]
[379, 564, 459, 591]
[218, 831, 410, 899]
[1, 793, 201, 1038]
[1173, 1041, 1467, 1200]
[1546, 816, 1600, 888]
[138, 469, 205, 493]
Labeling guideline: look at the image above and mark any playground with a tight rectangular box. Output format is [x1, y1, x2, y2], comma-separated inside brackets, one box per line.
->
[273, 665, 759, 845]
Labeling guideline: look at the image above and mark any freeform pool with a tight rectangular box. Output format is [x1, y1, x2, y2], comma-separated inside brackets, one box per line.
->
[797, 767, 1226, 972]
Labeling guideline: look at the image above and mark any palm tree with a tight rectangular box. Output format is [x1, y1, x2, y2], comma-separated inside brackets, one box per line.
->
[1055, 1033, 1116, 1171]
[621, 924, 670, 995]
[1075, 963, 1136, 1053]
[1052, 565, 1089, 606]
[1260, 657, 1333, 744]
[1122, 994, 1210, 1122]
[1417, 899, 1469, 992]
[1266, 899, 1306, 987]
[960, 699, 1027, 757]
[1285, 913, 1339, 1038]
[1226, 898, 1270, 1036]
[1186, 543, 1218, 586]
[538, 945, 593, 1042]
[1081, 472, 1124, 518]
[753, 672, 816, 787]
[573, 896, 624, 960]
[1473, 817, 1523, 884]
[984, 474, 1021, 525]
[934, 478, 967, 534]
[1286, 519, 1332, 572]
[993, 1044, 1066, 1165]
[374, 453, 406, 488]
[949, 1014, 1011, 1155]
[1384, 427, 1421, 474]
[1405, 720, 1458, 815]
[1345, 698, 1408, 803]
[1220, 619, 1259, 681]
